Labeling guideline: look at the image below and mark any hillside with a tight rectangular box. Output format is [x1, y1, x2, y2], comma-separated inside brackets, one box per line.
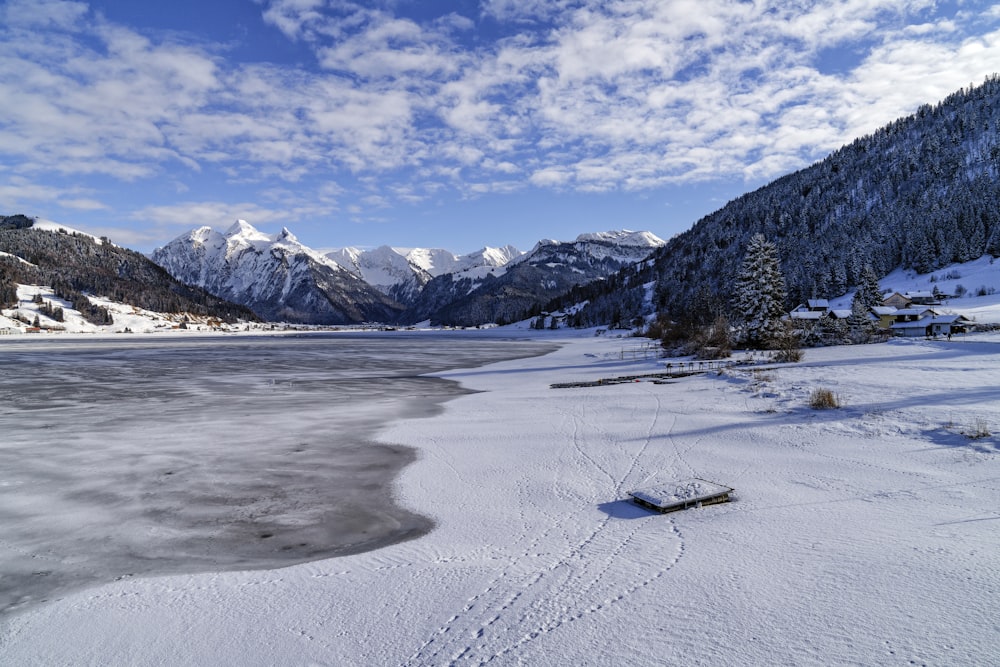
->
[0, 217, 256, 325]
[602, 75, 1000, 326]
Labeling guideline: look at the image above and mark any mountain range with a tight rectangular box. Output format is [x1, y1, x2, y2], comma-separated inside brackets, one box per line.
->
[151, 223, 665, 326]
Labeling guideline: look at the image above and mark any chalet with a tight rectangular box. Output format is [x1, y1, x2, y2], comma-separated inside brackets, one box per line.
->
[891, 318, 932, 337]
[892, 307, 936, 323]
[890, 312, 972, 338]
[928, 314, 973, 337]
[629, 479, 734, 514]
[904, 290, 939, 305]
[805, 299, 830, 311]
[883, 292, 912, 309]
[789, 300, 831, 321]
[871, 306, 898, 330]
[0, 326, 21, 335]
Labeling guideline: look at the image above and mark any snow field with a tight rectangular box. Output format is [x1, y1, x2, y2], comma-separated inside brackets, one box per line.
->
[2, 332, 999, 665]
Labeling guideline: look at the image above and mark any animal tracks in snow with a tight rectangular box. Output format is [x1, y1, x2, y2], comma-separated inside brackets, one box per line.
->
[400, 387, 688, 666]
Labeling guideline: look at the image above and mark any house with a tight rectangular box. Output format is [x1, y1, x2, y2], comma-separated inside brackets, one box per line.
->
[905, 290, 939, 305]
[871, 306, 898, 330]
[789, 308, 825, 321]
[892, 307, 936, 323]
[890, 312, 972, 338]
[883, 292, 913, 309]
[789, 300, 831, 321]
[891, 318, 932, 337]
[805, 299, 830, 311]
[928, 314, 974, 337]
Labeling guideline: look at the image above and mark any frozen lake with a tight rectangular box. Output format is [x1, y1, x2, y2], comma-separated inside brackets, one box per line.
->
[0, 332, 553, 615]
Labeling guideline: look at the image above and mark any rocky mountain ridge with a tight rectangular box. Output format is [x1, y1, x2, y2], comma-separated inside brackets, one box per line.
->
[151, 221, 663, 325]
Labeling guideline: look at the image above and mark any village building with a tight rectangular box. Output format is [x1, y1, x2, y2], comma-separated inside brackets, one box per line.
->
[883, 292, 913, 309]
[904, 290, 940, 305]
[871, 306, 898, 330]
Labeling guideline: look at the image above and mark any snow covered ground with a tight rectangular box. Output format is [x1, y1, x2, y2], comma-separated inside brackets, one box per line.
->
[3, 329, 998, 665]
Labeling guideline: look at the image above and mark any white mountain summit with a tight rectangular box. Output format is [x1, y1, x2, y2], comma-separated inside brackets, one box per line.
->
[152, 220, 403, 324]
[326, 244, 523, 304]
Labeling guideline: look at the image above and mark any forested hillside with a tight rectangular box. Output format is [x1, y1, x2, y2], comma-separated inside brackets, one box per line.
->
[0, 217, 256, 323]
[576, 75, 1000, 327]
[653, 76, 1000, 323]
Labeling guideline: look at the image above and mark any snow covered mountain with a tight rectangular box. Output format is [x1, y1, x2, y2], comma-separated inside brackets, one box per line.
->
[326, 244, 522, 305]
[152, 221, 403, 324]
[152, 221, 661, 326]
[404, 230, 665, 326]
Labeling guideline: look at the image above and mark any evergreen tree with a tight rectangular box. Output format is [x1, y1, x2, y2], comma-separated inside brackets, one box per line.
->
[848, 293, 878, 342]
[845, 264, 882, 343]
[733, 234, 787, 348]
[854, 264, 884, 311]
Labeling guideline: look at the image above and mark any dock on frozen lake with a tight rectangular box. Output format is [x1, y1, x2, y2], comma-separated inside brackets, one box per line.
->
[629, 479, 734, 513]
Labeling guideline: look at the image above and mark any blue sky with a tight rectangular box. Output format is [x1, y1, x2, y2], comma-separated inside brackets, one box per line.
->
[2, 0, 999, 254]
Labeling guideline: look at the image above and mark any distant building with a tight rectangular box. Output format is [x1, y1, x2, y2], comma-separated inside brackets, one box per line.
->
[883, 292, 912, 309]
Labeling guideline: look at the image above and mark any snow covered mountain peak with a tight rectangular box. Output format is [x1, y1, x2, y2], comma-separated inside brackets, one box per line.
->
[575, 230, 665, 247]
[224, 219, 269, 241]
[523, 230, 665, 264]
[275, 227, 298, 244]
[152, 222, 402, 324]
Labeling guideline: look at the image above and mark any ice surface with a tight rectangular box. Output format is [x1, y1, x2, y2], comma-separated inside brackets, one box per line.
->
[0, 332, 552, 614]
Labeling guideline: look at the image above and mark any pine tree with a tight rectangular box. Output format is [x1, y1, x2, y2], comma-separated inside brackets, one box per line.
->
[848, 293, 878, 342]
[854, 264, 883, 311]
[733, 234, 787, 348]
[848, 263, 882, 343]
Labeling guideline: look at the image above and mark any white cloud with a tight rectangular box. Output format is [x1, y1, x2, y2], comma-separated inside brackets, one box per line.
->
[1, 0, 88, 30]
[2, 0, 999, 219]
[259, 0, 326, 41]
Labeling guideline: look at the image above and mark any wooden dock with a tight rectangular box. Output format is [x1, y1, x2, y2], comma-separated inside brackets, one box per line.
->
[629, 479, 734, 513]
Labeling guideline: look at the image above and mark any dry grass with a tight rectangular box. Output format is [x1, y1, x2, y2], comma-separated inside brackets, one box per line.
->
[809, 388, 841, 409]
[963, 417, 992, 440]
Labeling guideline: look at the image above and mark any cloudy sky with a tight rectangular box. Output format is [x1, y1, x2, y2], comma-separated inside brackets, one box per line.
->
[2, 0, 998, 253]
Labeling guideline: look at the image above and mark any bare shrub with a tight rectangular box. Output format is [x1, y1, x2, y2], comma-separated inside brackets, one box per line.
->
[771, 323, 805, 362]
[963, 417, 991, 440]
[809, 388, 841, 409]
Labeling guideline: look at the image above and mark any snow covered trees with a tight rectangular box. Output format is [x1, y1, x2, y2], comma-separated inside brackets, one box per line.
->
[853, 264, 883, 313]
[848, 264, 882, 342]
[733, 234, 787, 348]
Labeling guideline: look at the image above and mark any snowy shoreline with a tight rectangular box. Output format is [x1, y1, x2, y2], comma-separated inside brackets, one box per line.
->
[3, 331, 999, 665]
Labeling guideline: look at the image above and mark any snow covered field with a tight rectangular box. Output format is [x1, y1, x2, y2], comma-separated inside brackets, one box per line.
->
[2, 328, 998, 665]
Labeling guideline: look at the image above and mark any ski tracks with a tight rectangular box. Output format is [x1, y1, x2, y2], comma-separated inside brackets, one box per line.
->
[401, 386, 687, 666]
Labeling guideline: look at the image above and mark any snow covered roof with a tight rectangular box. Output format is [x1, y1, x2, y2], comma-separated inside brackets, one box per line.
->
[807, 299, 830, 309]
[929, 314, 972, 325]
[872, 306, 897, 315]
[789, 311, 823, 320]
